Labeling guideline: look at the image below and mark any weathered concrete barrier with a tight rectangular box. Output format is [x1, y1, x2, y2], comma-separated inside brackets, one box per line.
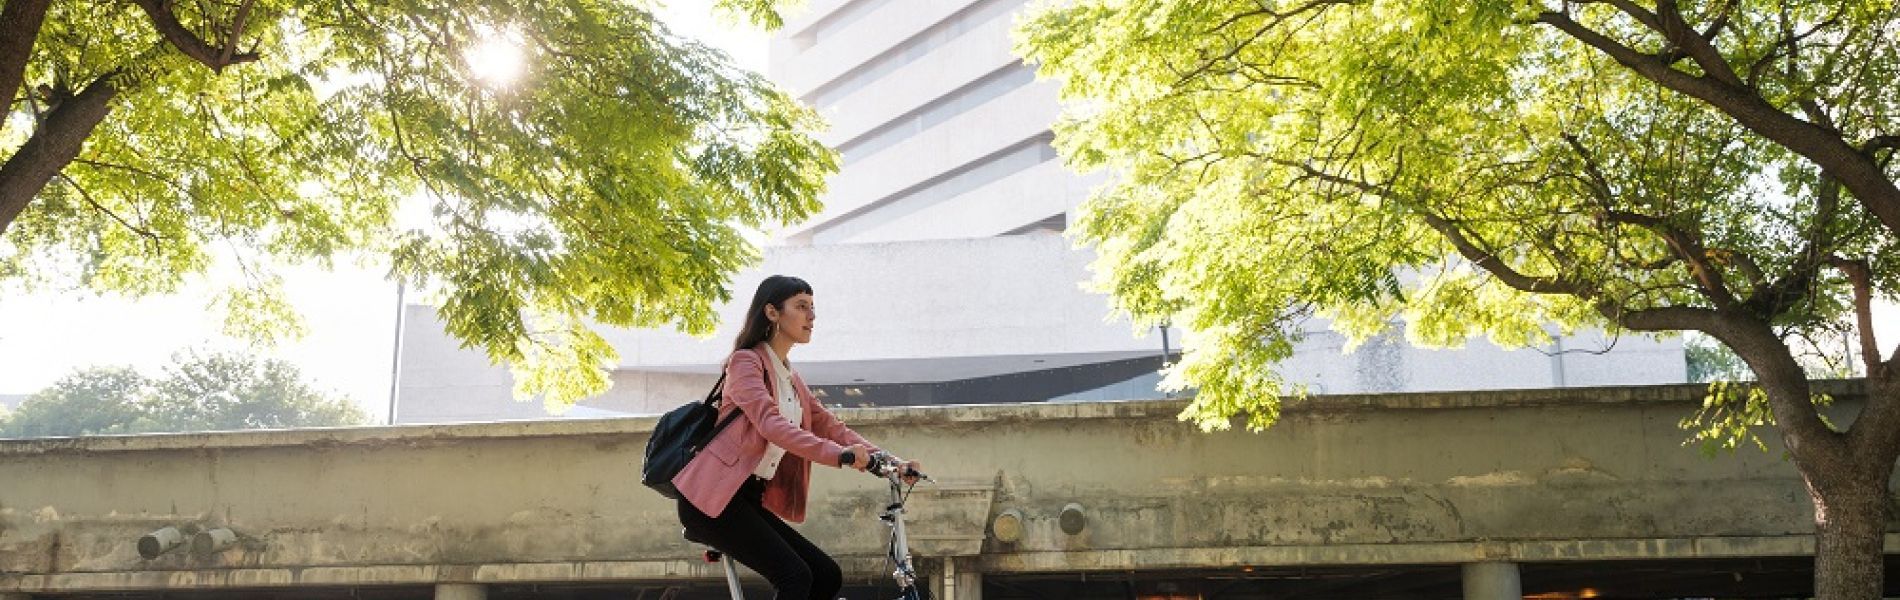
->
[1, 382, 1888, 597]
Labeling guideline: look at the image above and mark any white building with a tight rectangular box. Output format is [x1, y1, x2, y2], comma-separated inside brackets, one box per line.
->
[389, 0, 1685, 423]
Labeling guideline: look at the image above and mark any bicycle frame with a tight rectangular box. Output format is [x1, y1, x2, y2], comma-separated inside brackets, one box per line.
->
[701, 452, 928, 600]
[877, 460, 926, 600]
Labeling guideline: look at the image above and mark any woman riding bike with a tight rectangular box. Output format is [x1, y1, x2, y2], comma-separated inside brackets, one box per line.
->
[673, 275, 923, 600]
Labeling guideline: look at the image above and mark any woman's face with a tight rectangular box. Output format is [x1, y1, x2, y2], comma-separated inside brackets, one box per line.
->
[768, 293, 816, 345]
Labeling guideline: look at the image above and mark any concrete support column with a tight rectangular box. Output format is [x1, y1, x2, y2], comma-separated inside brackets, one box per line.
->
[1462, 562, 1521, 600]
[931, 557, 982, 600]
[926, 558, 946, 600]
[435, 583, 486, 600]
[953, 561, 983, 600]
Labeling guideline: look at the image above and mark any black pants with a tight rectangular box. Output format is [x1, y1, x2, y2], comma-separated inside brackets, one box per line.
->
[680, 477, 842, 600]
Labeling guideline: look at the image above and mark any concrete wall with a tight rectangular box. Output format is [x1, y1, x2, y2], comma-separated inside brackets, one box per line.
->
[1, 382, 1881, 595]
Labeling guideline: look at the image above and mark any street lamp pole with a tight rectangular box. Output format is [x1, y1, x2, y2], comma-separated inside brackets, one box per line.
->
[386, 281, 406, 425]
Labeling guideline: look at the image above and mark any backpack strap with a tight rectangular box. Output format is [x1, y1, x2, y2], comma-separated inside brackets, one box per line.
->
[697, 347, 775, 446]
[691, 369, 739, 450]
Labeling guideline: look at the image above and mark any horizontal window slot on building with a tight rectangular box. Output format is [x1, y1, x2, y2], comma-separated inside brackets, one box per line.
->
[837, 62, 1037, 166]
[804, 0, 1020, 111]
[1002, 212, 1066, 236]
[810, 353, 1183, 407]
[813, 132, 1058, 244]
[790, 0, 878, 50]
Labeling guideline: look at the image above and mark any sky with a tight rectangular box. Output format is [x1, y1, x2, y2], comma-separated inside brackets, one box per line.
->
[0, 3, 772, 423]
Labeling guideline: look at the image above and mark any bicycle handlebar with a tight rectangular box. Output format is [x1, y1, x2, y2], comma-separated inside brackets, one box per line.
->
[867, 451, 928, 482]
[838, 449, 928, 481]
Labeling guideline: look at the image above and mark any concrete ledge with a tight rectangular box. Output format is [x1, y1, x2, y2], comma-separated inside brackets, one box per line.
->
[8, 535, 1879, 593]
[0, 556, 894, 592]
[979, 534, 1894, 573]
[0, 381, 1864, 455]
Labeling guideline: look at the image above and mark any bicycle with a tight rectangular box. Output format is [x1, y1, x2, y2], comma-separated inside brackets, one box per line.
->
[688, 450, 931, 600]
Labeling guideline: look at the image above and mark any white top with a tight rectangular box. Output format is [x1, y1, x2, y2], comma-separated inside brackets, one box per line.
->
[752, 345, 804, 479]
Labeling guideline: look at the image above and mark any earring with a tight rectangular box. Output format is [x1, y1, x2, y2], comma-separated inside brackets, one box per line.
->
[769, 320, 777, 338]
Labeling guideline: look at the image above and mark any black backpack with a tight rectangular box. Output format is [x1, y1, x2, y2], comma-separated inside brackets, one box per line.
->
[642, 372, 743, 500]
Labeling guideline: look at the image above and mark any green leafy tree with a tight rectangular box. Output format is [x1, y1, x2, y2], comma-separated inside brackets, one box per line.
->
[146, 350, 367, 431]
[0, 366, 153, 437]
[0, 0, 833, 405]
[1017, 1, 1898, 595]
[0, 351, 365, 437]
[1686, 335, 1754, 383]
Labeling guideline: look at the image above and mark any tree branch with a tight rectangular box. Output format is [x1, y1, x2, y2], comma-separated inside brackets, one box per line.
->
[1535, 10, 1900, 239]
[56, 173, 161, 251]
[129, 0, 260, 73]
[1837, 255, 1900, 466]
[1699, 0, 1739, 41]
[1701, 316, 1848, 472]
[0, 0, 52, 127]
[1600, 304, 1723, 332]
[1173, 0, 1341, 87]
[1263, 155, 1592, 297]
[1825, 256, 1881, 376]
[0, 75, 119, 237]
[1652, 0, 1746, 86]
[1559, 133, 1618, 204]
[220, 0, 258, 67]
[1599, 209, 1739, 310]
[1744, 177, 1840, 318]
[1706, 247, 1766, 288]
[1596, 0, 1665, 30]
[72, 157, 197, 199]
[1865, 134, 1900, 159]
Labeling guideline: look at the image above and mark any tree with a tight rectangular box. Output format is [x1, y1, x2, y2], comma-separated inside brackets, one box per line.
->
[0, 351, 365, 438]
[1016, 1, 1898, 596]
[0, 0, 833, 404]
[146, 350, 367, 431]
[0, 366, 153, 437]
[1686, 335, 1755, 382]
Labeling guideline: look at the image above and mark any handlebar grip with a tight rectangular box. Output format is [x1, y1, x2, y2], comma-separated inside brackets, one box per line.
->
[838, 449, 856, 469]
[866, 452, 928, 481]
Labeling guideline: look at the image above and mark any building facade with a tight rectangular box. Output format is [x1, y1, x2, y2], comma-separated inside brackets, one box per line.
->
[389, 0, 1684, 423]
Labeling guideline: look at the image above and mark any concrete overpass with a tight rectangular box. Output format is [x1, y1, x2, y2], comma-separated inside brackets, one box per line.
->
[1, 382, 1893, 599]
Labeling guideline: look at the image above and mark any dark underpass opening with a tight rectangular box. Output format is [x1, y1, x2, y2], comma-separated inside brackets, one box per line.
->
[38, 556, 1900, 600]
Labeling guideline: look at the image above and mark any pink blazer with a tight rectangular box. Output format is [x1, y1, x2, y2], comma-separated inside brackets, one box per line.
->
[673, 345, 878, 523]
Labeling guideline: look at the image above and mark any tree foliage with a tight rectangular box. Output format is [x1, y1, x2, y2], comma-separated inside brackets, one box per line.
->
[0, 0, 833, 405]
[0, 366, 152, 437]
[0, 350, 366, 438]
[1018, 1, 1899, 594]
[1017, 0, 1896, 430]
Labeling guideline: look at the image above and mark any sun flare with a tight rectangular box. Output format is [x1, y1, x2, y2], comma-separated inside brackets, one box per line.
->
[464, 27, 526, 88]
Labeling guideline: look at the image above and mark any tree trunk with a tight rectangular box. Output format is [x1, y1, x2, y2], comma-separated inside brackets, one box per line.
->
[1724, 322, 1892, 598]
[0, 0, 52, 124]
[1801, 373, 1900, 599]
[0, 75, 117, 236]
[1811, 470, 1889, 598]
